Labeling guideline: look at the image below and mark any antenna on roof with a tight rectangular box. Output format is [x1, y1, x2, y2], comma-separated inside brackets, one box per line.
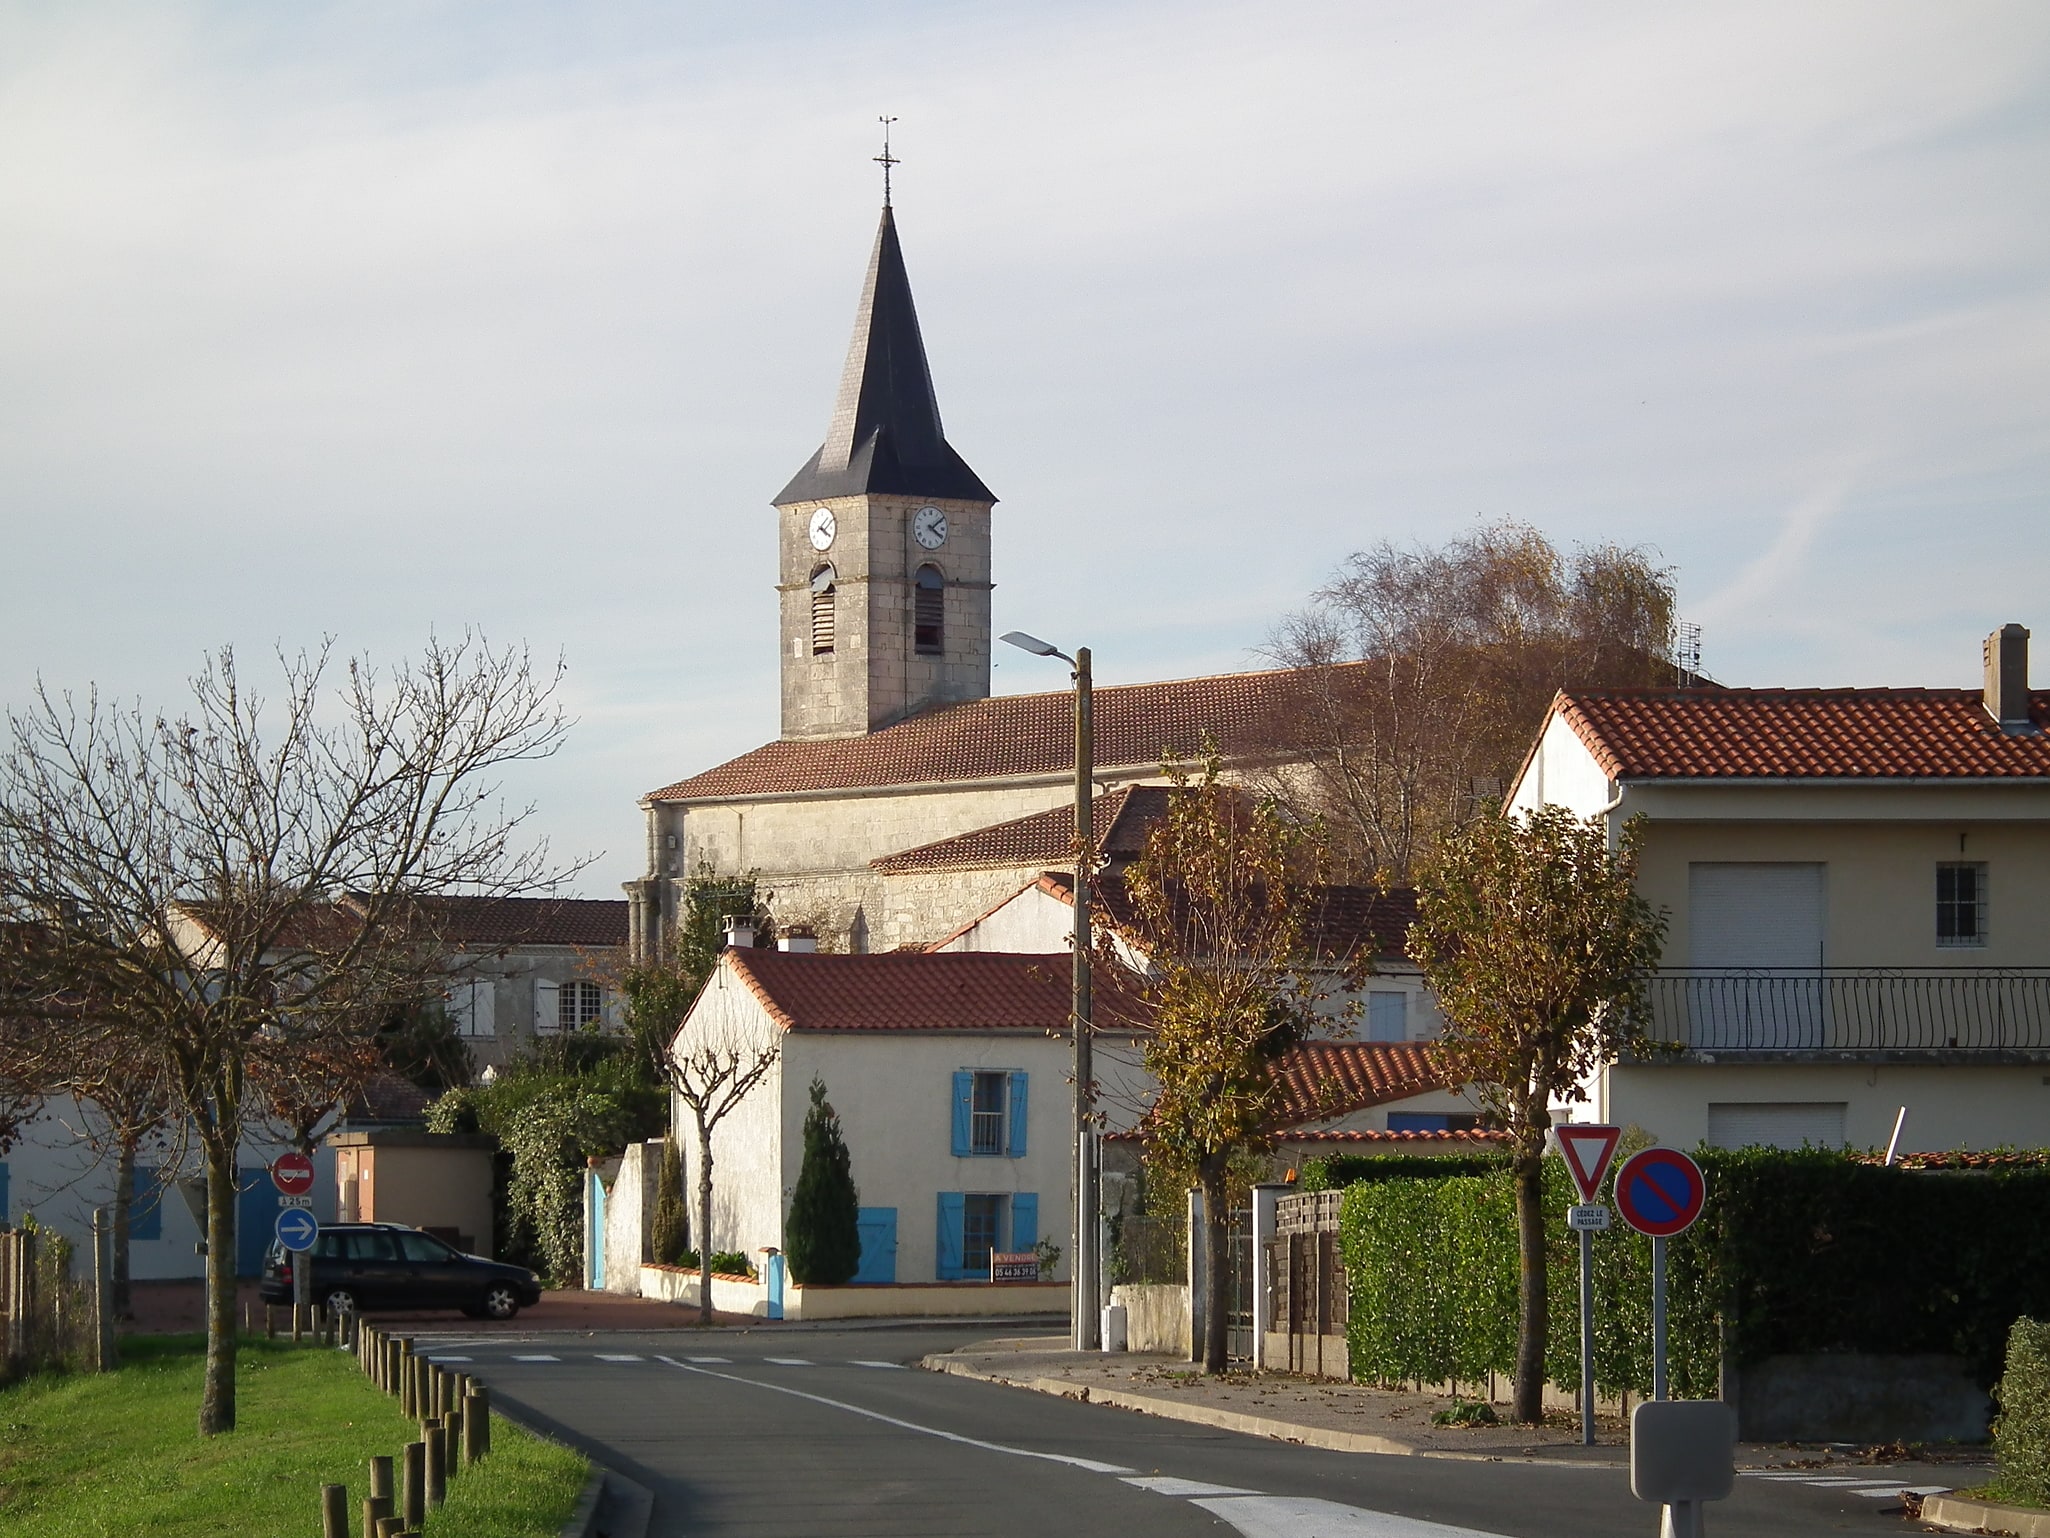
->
[1675, 621, 1703, 686]
[875, 116, 899, 208]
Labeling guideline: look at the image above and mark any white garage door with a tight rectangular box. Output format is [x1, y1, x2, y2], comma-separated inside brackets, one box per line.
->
[1707, 1101, 1848, 1150]
[1687, 863, 1827, 1048]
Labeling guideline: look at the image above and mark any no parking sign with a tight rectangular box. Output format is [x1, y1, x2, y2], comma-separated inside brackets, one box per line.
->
[1614, 1148, 1706, 1238]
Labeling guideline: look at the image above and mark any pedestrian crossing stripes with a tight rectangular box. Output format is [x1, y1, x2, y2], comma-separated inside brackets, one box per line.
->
[594, 1353, 644, 1362]
[426, 1355, 472, 1362]
[684, 1356, 730, 1364]
[483, 1352, 915, 1370]
[510, 1354, 559, 1362]
[763, 1357, 812, 1366]
[848, 1360, 906, 1370]
[1740, 1470, 1951, 1499]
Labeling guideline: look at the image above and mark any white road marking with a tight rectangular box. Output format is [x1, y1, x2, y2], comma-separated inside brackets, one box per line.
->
[595, 1353, 643, 1362]
[1850, 1485, 1952, 1499]
[426, 1355, 473, 1362]
[1124, 1476, 1259, 1497]
[1194, 1495, 1509, 1537]
[684, 1355, 730, 1364]
[1792, 1477, 1905, 1486]
[764, 1356, 812, 1366]
[849, 1360, 906, 1370]
[511, 1354, 559, 1362]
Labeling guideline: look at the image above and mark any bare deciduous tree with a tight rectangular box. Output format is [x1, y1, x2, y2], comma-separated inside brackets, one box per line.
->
[1266, 522, 1677, 883]
[0, 635, 573, 1434]
[664, 1012, 779, 1325]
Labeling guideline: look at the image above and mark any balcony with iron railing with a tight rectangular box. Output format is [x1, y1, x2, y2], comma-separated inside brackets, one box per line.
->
[1637, 969, 2050, 1058]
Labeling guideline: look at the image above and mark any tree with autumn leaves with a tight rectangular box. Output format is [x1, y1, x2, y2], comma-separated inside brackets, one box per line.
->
[1407, 805, 1667, 1423]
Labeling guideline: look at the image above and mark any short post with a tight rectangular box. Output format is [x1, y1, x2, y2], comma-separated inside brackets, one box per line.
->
[376, 1516, 404, 1538]
[446, 1402, 464, 1469]
[401, 1441, 425, 1530]
[1579, 1224, 1596, 1443]
[264, 1304, 277, 1339]
[1652, 1235, 1668, 1403]
[361, 1495, 391, 1538]
[401, 1351, 417, 1418]
[462, 1394, 486, 1466]
[466, 1386, 491, 1460]
[368, 1455, 393, 1504]
[91, 1206, 116, 1372]
[425, 1423, 447, 1507]
[321, 1483, 349, 1538]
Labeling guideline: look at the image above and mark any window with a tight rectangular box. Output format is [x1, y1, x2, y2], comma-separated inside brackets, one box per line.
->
[962, 1194, 1003, 1274]
[1706, 1102, 1847, 1150]
[936, 1191, 1038, 1280]
[913, 565, 944, 655]
[559, 980, 603, 1031]
[1386, 1111, 1487, 1133]
[951, 1070, 1027, 1157]
[1937, 862, 1987, 947]
[1367, 991, 1407, 1042]
[397, 1231, 456, 1263]
[446, 979, 496, 1038]
[810, 564, 837, 654]
[131, 1165, 163, 1242]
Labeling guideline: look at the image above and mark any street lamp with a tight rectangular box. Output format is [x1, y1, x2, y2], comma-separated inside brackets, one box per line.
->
[1000, 630, 1100, 1353]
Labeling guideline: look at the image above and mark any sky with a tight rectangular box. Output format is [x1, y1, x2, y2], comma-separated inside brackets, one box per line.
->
[3, 2, 2046, 897]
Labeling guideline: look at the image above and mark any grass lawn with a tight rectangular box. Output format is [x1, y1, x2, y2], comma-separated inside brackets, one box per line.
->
[0, 1335, 588, 1538]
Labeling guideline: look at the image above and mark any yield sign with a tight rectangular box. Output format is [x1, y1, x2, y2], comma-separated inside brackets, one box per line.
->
[1555, 1123, 1623, 1204]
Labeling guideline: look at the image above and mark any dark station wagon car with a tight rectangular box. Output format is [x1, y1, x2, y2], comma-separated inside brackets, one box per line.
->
[261, 1222, 542, 1320]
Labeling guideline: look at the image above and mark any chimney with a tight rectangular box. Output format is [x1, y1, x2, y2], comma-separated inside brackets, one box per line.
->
[1983, 624, 2036, 734]
[777, 931, 818, 954]
[721, 916, 757, 950]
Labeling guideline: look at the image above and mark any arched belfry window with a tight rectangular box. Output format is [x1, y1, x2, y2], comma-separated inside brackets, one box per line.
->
[810, 564, 837, 655]
[914, 565, 944, 655]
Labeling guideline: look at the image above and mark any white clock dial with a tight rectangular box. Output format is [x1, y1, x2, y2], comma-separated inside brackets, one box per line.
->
[807, 507, 837, 551]
[913, 506, 948, 549]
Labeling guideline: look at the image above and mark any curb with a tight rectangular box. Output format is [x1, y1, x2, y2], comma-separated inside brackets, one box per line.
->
[498, 1401, 653, 1538]
[1921, 1493, 2050, 1537]
[560, 1469, 606, 1538]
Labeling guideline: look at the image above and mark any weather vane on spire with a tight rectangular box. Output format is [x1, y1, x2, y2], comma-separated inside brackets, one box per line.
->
[875, 116, 899, 207]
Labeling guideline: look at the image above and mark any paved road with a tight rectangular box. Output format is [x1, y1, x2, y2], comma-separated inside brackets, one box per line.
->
[412, 1323, 1951, 1537]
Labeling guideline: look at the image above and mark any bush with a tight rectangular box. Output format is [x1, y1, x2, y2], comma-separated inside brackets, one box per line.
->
[785, 1077, 861, 1285]
[651, 1139, 690, 1266]
[678, 1249, 755, 1279]
[1302, 1152, 1509, 1190]
[1994, 1318, 2050, 1507]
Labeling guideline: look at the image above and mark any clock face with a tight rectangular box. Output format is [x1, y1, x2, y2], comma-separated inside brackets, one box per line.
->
[913, 506, 948, 550]
[807, 507, 836, 551]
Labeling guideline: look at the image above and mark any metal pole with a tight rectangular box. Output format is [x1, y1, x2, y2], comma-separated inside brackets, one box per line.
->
[1652, 1234, 1668, 1402]
[1072, 647, 1099, 1353]
[1579, 1224, 1594, 1444]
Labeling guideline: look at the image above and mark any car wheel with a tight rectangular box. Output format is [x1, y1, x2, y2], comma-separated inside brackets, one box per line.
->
[480, 1284, 521, 1321]
[324, 1289, 358, 1316]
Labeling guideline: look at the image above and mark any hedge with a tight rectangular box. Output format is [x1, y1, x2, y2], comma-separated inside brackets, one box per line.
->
[1995, 1318, 2050, 1508]
[1301, 1153, 1509, 1189]
[1331, 1148, 2050, 1398]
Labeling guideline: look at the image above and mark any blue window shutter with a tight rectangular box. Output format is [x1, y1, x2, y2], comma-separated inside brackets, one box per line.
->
[1011, 1192, 1038, 1253]
[131, 1165, 163, 1242]
[935, 1192, 966, 1280]
[1007, 1072, 1028, 1157]
[950, 1072, 973, 1157]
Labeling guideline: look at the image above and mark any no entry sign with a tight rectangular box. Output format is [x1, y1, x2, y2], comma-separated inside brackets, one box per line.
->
[1614, 1148, 1707, 1238]
[1555, 1124, 1623, 1204]
[270, 1152, 315, 1196]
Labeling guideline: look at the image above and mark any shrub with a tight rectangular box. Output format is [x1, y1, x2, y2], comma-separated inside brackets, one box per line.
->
[784, 1077, 861, 1285]
[651, 1139, 690, 1266]
[1994, 1318, 2050, 1507]
[678, 1249, 756, 1279]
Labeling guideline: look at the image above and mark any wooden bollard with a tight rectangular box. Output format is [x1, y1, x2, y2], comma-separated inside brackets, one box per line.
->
[321, 1483, 348, 1538]
[368, 1455, 393, 1503]
[401, 1354, 416, 1419]
[464, 1388, 489, 1462]
[362, 1495, 391, 1538]
[375, 1517, 404, 1538]
[425, 1423, 447, 1508]
[401, 1441, 425, 1530]
[264, 1304, 277, 1339]
[445, 1403, 463, 1471]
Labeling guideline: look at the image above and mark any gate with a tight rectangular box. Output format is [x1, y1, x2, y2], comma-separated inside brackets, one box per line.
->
[1225, 1209, 1253, 1360]
[1273, 1190, 1349, 1379]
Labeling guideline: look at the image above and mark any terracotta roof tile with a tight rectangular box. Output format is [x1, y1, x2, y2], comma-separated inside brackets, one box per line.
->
[1280, 1128, 1509, 1145]
[648, 666, 1333, 801]
[871, 786, 1174, 875]
[1267, 1042, 1452, 1127]
[1557, 688, 2050, 781]
[723, 949, 1149, 1034]
[402, 897, 628, 949]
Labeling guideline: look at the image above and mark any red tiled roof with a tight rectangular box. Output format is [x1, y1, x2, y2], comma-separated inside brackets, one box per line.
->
[397, 896, 628, 949]
[871, 786, 1175, 875]
[724, 949, 1150, 1034]
[1279, 1128, 1509, 1145]
[1555, 688, 2050, 781]
[647, 666, 1333, 801]
[344, 1072, 431, 1124]
[1015, 873, 1418, 962]
[1267, 1042, 1452, 1127]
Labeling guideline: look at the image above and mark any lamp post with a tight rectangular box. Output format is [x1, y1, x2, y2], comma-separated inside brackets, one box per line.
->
[1000, 630, 1099, 1352]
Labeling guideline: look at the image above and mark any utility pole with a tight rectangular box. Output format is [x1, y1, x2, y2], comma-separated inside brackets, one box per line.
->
[1071, 646, 1098, 1352]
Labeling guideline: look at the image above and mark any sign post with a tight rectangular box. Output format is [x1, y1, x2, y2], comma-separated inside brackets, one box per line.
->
[1614, 1148, 1707, 1402]
[272, 1154, 318, 1315]
[1556, 1124, 1623, 1445]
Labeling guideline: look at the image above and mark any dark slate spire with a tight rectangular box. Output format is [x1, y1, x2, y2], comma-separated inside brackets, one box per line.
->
[775, 206, 995, 505]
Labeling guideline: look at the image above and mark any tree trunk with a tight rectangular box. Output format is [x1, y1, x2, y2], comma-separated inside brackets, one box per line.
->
[1512, 1156, 1547, 1424]
[694, 1111, 714, 1326]
[200, 1136, 238, 1435]
[111, 1136, 136, 1319]
[1200, 1158, 1231, 1376]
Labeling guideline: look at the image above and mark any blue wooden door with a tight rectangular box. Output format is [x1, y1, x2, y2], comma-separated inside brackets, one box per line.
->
[854, 1207, 898, 1284]
[237, 1168, 281, 1277]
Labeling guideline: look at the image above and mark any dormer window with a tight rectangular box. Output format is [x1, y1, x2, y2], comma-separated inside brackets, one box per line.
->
[914, 565, 944, 655]
[810, 564, 837, 655]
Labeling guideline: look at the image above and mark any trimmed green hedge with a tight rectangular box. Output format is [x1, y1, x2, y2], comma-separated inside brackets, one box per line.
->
[1301, 1153, 1509, 1189]
[1995, 1318, 2050, 1508]
[1332, 1148, 2050, 1397]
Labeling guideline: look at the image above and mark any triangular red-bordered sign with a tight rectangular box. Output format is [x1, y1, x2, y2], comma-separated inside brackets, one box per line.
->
[1555, 1124, 1623, 1204]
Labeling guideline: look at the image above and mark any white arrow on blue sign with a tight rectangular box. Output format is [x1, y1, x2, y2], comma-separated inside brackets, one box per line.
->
[275, 1207, 320, 1253]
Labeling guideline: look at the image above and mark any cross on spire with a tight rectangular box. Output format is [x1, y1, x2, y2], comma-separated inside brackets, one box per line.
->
[875, 116, 899, 207]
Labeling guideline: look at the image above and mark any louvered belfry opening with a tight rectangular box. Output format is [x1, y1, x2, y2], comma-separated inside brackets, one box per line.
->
[810, 564, 837, 654]
[914, 564, 944, 655]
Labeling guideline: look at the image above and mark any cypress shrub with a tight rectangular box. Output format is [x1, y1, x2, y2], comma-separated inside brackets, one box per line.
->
[1995, 1318, 2050, 1508]
[651, 1139, 690, 1266]
[785, 1076, 862, 1285]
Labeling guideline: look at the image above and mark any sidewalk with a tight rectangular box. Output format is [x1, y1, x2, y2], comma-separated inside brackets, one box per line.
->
[923, 1334, 1997, 1480]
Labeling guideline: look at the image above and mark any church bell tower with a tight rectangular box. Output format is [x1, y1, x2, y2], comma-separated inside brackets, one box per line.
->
[771, 192, 996, 741]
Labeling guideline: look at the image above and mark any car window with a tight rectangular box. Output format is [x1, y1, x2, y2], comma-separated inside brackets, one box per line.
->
[313, 1232, 344, 1260]
[342, 1231, 397, 1262]
[397, 1232, 454, 1263]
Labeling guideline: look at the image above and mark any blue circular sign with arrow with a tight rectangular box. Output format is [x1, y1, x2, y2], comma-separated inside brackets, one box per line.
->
[274, 1207, 320, 1253]
[1614, 1148, 1706, 1238]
